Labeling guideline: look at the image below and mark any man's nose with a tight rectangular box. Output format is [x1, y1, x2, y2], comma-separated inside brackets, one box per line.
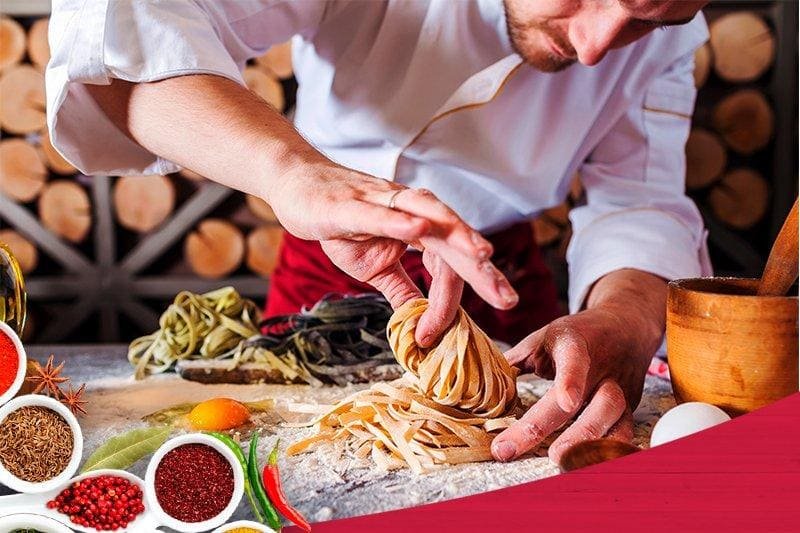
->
[569, 15, 626, 66]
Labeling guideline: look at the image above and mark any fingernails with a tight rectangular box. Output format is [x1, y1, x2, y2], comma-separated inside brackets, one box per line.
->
[418, 333, 432, 347]
[479, 261, 518, 308]
[492, 440, 517, 462]
[500, 284, 519, 307]
[548, 443, 567, 464]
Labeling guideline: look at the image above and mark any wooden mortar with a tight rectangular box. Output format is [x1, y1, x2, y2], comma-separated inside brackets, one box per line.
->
[667, 277, 798, 416]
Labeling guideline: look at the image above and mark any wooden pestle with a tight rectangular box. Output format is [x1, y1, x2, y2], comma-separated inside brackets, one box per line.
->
[757, 198, 798, 296]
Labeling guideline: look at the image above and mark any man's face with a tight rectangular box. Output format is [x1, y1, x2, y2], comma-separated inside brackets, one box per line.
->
[504, 0, 709, 72]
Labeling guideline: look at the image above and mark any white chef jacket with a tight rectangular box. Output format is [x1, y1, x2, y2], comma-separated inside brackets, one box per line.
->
[46, 0, 713, 312]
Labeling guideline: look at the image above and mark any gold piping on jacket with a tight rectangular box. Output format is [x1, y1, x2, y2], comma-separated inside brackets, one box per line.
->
[642, 106, 692, 120]
[392, 62, 524, 178]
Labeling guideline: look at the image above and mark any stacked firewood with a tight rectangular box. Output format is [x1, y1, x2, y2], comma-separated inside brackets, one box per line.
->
[686, 11, 776, 230]
[534, 8, 779, 263]
[0, 15, 289, 280]
[1, 16, 84, 269]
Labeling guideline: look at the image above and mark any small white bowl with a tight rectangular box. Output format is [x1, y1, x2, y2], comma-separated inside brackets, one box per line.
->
[145, 433, 245, 533]
[214, 520, 277, 532]
[0, 394, 83, 493]
[0, 512, 73, 533]
[0, 469, 155, 533]
[0, 320, 28, 406]
[52, 469, 154, 532]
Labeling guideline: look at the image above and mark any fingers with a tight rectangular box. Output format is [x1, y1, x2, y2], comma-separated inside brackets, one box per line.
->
[385, 189, 519, 311]
[330, 182, 519, 313]
[491, 389, 573, 462]
[503, 327, 547, 369]
[415, 236, 516, 311]
[415, 251, 463, 347]
[340, 185, 519, 312]
[493, 379, 633, 464]
[321, 239, 423, 309]
[548, 379, 628, 463]
[547, 329, 590, 413]
[606, 408, 634, 443]
[390, 188, 493, 259]
[368, 261, 424, 309]
[331, 200, 431, 243]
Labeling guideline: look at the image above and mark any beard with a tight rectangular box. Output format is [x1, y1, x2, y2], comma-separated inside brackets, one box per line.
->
[504, 3, 577, 73]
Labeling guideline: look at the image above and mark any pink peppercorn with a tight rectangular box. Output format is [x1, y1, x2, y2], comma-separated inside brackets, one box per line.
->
[48, 475, 145, 530]
[154, 443, 234, 523]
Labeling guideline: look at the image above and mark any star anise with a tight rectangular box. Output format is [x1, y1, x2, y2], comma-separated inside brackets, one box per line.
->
[26, 354, 69, 398]
[60, 382, 87, 416]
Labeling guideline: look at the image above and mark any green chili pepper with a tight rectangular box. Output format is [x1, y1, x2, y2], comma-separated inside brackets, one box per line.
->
[249, 432, 282, 531]
[206, 431, 264, 523]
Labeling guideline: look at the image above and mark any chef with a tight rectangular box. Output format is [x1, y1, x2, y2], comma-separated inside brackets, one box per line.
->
[47, 0, 711, 463]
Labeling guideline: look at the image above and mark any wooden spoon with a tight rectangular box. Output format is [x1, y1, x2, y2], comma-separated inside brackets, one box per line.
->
[757, 198, 798, 296]
[558, 438, 640, 472]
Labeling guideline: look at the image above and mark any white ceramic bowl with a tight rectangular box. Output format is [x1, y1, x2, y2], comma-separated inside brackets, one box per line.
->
[0, 320, 28, 406]
[145, 433, 245, 533]
[0, 470, 155, 533]
[50, 469, 154, 533]
[0, 512, 74, 533]
[0, 394, 83, 493]
[213, 520, 277, 532]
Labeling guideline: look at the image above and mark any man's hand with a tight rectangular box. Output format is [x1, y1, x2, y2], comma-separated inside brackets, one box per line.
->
[85, 75, 518, 347]
[491, 269, 668, 464]
[273, 167, 519, 346]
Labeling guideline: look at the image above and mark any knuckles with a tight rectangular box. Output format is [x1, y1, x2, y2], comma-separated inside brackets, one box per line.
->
[575, 418, 605, 440]
[596, 380, 627, 413]
[518, 420, 546, 444]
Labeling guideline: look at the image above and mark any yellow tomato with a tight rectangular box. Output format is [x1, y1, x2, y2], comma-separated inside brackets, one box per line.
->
[188, 397, 250, 431]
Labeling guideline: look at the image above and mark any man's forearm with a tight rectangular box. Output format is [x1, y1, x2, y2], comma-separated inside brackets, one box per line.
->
[86, 74, 331, 207]
[584, 268, 668, 357]
[84, 73, 516, 322]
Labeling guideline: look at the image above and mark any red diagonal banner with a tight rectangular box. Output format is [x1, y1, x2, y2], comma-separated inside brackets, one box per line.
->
[302, 392, 800, 532]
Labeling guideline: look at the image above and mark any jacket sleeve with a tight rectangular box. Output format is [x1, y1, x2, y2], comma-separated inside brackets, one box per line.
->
[567, 48, 713, 313]
[46, 0, 327, 175]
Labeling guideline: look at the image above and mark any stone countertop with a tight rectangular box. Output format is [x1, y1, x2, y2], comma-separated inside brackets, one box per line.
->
[2, 345, 677, 528]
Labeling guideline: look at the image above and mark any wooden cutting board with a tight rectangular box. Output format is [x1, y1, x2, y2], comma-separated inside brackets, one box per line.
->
[176, 359, 404, 385]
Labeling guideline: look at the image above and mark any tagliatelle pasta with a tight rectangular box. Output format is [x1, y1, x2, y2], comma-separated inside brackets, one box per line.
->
[287, 298, 521, 473]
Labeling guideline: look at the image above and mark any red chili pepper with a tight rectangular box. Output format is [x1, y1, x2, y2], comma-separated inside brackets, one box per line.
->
[262, 440, 312, 532]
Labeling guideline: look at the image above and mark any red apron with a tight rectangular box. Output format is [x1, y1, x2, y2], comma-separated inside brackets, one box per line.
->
[265, 222, 563, 345]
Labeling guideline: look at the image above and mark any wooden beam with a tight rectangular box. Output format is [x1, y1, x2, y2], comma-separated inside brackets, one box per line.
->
[92, 175, 116, 268]
[131, 275, 267, 298]
[0, 191, 93, 272]
[118, 298, 161, 334]
[36, 297, 97, 343]
[769, 0, 799, 240]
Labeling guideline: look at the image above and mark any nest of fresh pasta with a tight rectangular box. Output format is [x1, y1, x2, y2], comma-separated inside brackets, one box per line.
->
[288, 298, 522, 473]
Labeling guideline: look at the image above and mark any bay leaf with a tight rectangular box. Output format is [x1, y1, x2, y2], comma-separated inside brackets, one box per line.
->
[81, 426, 171, 473]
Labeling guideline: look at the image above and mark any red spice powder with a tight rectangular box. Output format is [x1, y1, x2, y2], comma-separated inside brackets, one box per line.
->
[0, 330, 19, 395]
[154, 443, 234, 523]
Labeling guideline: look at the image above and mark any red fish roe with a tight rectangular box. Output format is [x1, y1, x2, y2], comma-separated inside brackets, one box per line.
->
[0, 329, 19, 395]
[154, 443, 234, 523]
[47, 474, 145, 530]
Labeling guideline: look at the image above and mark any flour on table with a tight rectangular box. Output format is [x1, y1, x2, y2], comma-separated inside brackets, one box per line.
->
[81, 373, 674, 524]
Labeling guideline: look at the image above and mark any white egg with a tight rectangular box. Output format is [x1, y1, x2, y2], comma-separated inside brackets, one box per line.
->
[650, 402, 731, 447]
